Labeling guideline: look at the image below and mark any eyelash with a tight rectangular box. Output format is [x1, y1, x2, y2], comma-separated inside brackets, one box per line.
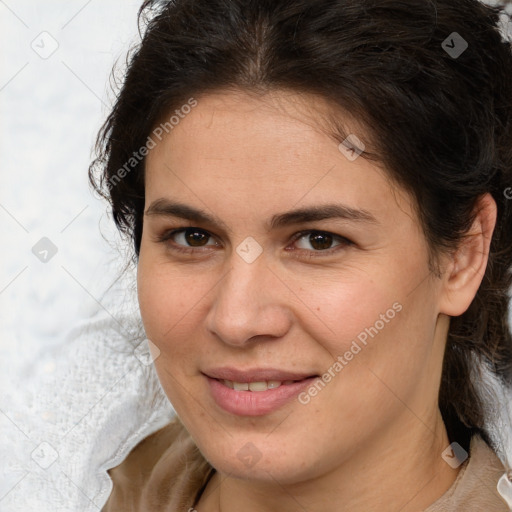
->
[156, 227, 353, 258]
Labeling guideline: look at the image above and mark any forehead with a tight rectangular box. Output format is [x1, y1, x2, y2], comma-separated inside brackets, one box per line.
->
[147, 89, 364, 167]
[144, 89, 415, 227]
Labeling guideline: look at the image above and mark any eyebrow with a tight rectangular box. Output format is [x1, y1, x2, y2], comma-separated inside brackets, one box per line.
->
[145, 198, 378, 231]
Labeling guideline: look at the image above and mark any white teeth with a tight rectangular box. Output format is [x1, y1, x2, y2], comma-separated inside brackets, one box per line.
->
[222, 380, 284, 391]
[248, 381, 267, 391]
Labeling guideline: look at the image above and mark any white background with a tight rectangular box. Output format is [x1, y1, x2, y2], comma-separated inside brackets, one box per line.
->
[0, 0, 141, 371]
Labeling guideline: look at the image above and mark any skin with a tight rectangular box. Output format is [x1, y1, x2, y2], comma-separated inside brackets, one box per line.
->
[137, 89, 496, 512]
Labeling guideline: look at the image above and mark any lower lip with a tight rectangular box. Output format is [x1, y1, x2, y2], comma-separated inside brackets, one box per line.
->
[205, 375, 319, 416]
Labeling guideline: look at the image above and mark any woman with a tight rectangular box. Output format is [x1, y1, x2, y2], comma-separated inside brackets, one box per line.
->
[90, 0, 512, 510]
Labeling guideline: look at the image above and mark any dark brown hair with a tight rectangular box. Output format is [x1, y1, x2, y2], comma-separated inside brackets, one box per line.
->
[89, 0, 512, 451]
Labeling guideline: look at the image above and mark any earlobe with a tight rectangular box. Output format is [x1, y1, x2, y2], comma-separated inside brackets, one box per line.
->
[439, 193, 497, 317]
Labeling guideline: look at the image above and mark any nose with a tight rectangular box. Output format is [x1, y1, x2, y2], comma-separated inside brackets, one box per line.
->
[204, 250, 293, 347]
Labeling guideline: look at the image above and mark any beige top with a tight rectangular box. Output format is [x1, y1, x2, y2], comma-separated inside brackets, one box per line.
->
[102, 418, 508, 511]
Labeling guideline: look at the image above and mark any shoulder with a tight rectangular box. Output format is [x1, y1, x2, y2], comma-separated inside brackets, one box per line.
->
[426, 434, 508, 511]
[102, 417, 214, 511]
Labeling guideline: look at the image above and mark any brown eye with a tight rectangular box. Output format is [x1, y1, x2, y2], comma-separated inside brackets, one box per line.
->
[158, 227, 219, 252]
[290, 230, 352, 256]
[308, 232, 334, 250]
[183, 228, 210, 246]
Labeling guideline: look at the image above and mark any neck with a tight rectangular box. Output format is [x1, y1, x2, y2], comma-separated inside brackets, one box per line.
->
[198, 410, 461, 512]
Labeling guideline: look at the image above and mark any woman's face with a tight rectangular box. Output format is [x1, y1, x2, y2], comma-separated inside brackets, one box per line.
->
[137, 90, 449, 483]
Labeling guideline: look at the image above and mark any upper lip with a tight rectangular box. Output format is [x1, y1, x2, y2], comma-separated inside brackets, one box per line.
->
[202, 367, 318, 383]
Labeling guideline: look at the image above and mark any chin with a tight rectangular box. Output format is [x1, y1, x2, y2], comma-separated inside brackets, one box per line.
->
[197, 436, 320, 484]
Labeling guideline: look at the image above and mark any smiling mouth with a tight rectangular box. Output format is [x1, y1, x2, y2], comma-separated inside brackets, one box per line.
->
[204, 373, 320, 416]
[217, 377, 315, 392]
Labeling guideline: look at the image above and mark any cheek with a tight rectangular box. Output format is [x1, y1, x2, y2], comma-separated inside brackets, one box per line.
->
[281, 267, 400, 353]
[137, 258, 211, 408]
[294, 264, 436, 396]
[136, 252, 214, 356]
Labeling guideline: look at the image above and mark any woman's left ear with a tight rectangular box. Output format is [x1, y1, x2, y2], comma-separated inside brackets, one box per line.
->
[439, 193, 497, 317]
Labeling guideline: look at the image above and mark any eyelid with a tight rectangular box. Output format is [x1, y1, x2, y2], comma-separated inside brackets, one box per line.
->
[157, 227, 220, 249]
[157, 226, 353, 256]
[288, 229, 351, 244]
[286, 230, 353, 254]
